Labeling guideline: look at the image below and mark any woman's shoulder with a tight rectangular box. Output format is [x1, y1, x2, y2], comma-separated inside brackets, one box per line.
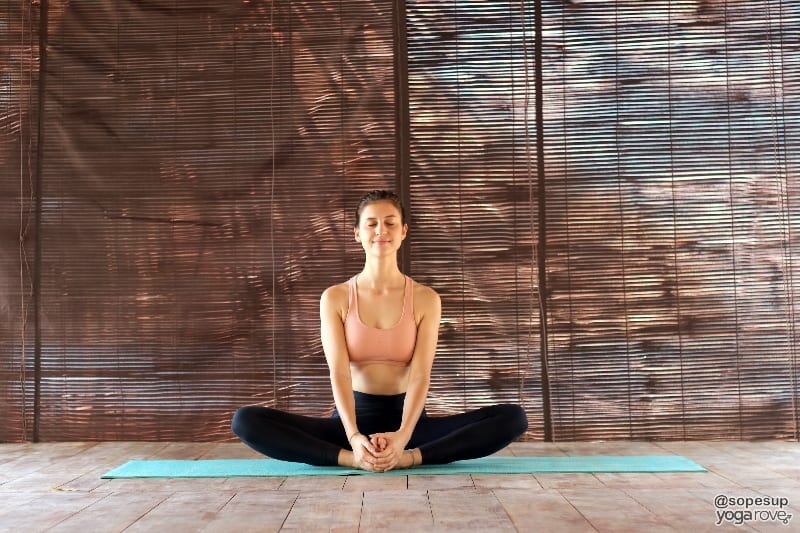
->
[410, 278, 441, 309]
[320, 280, 350, 311]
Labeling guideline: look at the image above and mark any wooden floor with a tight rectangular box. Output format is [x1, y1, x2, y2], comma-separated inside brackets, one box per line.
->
[0, 440, 798, 532]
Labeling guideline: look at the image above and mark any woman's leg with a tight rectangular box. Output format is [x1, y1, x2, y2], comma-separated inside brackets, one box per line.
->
[231, 405, 347, 466]
[407, 403, 528, 465]
[232, 393, 407, 468]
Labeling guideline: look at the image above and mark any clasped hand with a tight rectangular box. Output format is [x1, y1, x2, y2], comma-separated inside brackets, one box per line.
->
[350, 431, 408, 472]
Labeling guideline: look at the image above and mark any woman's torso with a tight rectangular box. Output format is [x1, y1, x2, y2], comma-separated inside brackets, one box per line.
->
[343, 275, 418, 395]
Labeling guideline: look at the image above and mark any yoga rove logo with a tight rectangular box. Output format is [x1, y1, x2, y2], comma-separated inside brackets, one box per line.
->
[713, 494, 793, 526]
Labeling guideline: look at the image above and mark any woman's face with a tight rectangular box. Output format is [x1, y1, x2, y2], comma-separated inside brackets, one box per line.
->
[354, 200, 408, 257]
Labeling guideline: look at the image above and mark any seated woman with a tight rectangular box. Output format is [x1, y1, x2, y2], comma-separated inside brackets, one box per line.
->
[231, 190, 527, 472]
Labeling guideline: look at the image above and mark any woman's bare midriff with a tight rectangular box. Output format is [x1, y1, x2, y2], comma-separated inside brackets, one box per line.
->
[351, 363, 410, 395]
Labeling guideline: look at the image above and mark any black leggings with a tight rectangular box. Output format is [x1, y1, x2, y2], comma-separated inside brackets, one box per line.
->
[231, 391, 528, 466]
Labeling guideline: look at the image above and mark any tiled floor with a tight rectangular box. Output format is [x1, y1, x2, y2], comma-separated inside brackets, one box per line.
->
[0, 440, 798, 532]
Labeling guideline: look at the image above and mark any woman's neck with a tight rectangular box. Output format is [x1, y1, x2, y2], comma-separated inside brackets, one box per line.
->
[358, 259, 404, 290]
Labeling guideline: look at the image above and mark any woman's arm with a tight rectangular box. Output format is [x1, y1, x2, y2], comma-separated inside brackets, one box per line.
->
[320, 285, 360, 442]
[398, 285, 441, 441]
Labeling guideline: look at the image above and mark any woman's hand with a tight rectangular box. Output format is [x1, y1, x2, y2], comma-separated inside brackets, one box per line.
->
[369, 432, 410, 472]
[350, 433, 381, 471]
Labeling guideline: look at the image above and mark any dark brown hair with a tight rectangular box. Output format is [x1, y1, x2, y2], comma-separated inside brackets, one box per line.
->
[354, 190, 406, 227]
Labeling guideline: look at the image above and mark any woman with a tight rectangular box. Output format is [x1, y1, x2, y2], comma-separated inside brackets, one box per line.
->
[232, 190, 527, 471]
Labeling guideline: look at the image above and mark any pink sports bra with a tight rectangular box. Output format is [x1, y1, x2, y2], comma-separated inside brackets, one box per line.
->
[344, 275, 417, 366]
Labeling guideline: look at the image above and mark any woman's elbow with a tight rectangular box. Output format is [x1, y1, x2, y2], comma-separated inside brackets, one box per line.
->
[328, 366, 352, 384]
[408, 370, 431, 389]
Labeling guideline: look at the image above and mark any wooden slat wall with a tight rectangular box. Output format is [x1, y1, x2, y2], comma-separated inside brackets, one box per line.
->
[542, 1, 799, 440]
[405, 0, 799, 440]
[1, 0, 798, 442]
[1, 0, 397, 442]
[1, 0, 38, 442]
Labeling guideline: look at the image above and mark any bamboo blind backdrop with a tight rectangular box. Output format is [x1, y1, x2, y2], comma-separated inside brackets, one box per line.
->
[540, 1, 799, 440]
[2, 0, 798, 442]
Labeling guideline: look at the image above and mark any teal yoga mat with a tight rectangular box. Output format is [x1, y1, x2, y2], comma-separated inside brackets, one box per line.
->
[101, 455, 705, 478]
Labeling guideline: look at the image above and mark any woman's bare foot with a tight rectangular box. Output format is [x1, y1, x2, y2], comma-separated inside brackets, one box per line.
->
[339, 448, 381, 471]
[337, 449, 358, 469]
[398, 449, 421, 469]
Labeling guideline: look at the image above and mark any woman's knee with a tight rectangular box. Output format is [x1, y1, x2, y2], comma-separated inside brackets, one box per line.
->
[498, 403, 528, 438]
[231, 405, 264, 438]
